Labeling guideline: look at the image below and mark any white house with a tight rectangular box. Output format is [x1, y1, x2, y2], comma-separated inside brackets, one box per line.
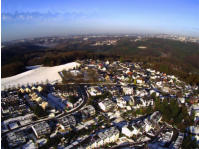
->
[159, 131, 173, 146]
[116, 98, 126, 108]
[86, 127, 119, 149]
[87, 86, 102, 96]
[188, 126, 199, 135]
[156, 81, 162, 86]
[143, 119, 152, 132]
[122, 86, 134, 95]
[137, 79, 143, 84]
[122, 125, 140, 137]
[149, 89, 160, 97]
[98, 98, 116, 112]
[178, 98, 185, 104]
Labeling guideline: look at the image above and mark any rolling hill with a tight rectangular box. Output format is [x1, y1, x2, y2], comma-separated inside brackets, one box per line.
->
[2, 37, 199, 85]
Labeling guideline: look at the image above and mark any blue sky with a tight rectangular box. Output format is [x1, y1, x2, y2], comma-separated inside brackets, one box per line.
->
[2, 0, 199, 41]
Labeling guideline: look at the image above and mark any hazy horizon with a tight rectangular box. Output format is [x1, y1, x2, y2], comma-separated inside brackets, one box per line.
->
[2, 0, 199, 41]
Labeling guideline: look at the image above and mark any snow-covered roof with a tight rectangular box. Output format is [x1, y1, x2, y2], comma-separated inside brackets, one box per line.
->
[188, 126, 199, 135]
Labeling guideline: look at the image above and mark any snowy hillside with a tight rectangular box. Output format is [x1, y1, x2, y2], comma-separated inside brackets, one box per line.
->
[1, 62, 80, 90]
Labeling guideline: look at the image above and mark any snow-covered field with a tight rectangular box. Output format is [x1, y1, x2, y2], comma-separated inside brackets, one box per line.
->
[25, 65, 42, 70]
[1, 62, 80, 90]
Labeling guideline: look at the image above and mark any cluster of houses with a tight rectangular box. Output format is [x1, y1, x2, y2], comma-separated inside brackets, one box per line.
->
[1, 91, 31, 118]
[80, 60, 197, 97]
[79, 127, 120, 149]
[28, 91, 49, 111]
[148, 131, 184, 149]
[6, 130, 28, 148]
[87, 85, 155, 112]
[14, 84, 84, 117]
[31, 121, 51, 138]
[82, 59, 198, 113]
[5, 121, 51, 148]
[98, 98, 116, 112]
[87, 86, 102, 96]
[48, 87, 82, 112]
[18, 85, 52, 112]
[19, 85, 43, 94]
[56, 105, 96, 132]
[51, 87, 78, 99]
[1, 91, 34, 134]
[2, 114, 34, 133]
[80, 105, 96, 121]
[2, 59, 199, 148]
[91, 39, 118, 46]
[57, 115, 77, 132]
[4, 104, 96, 148]
[122, 111, 162, 138]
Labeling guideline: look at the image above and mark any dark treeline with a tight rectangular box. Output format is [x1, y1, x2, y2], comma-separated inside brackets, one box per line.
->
[1, 50, 119, 77]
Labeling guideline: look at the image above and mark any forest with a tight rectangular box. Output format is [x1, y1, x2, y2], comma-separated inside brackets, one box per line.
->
[2, 37, 199, 85]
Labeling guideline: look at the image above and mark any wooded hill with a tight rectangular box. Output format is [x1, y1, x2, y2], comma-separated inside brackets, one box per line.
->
[2, 37, 199, 85]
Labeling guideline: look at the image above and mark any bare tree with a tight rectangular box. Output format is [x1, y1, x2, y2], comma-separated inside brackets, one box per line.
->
[46, 79, 49, 84]
[4, 86, 7, 91]
[8, 85, 11, 90]
[17, 83, 21, 89]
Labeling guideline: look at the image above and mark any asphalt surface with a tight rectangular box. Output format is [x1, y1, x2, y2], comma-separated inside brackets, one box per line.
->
[2, 85, 88, 136]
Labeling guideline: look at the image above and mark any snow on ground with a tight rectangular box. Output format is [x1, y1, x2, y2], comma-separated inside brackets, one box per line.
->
[8, 122, 19, 130]
[37, 138, 47, 146]
[1, 62, 80, 90]
[25, 65, 42, 70]
[3, 114, 34, 125]
[22, 140, 36, 149]
[47, 93, 66, 110]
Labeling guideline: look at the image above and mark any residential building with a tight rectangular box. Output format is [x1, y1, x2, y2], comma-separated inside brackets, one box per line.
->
[57, 115, 76, 130]
[171, 132, 184, 149]
[122, 124, 140, 137]
[7, 131, 27, 148]
[83, 127, 120, 149]
[148, 111, 162, 124]
[32, 121, 51, 138]
[81, 105, 96, 120]
[98, 98, 116, 112]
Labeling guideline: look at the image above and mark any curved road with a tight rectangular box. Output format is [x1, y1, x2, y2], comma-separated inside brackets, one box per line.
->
[2, 85, 88, 136]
